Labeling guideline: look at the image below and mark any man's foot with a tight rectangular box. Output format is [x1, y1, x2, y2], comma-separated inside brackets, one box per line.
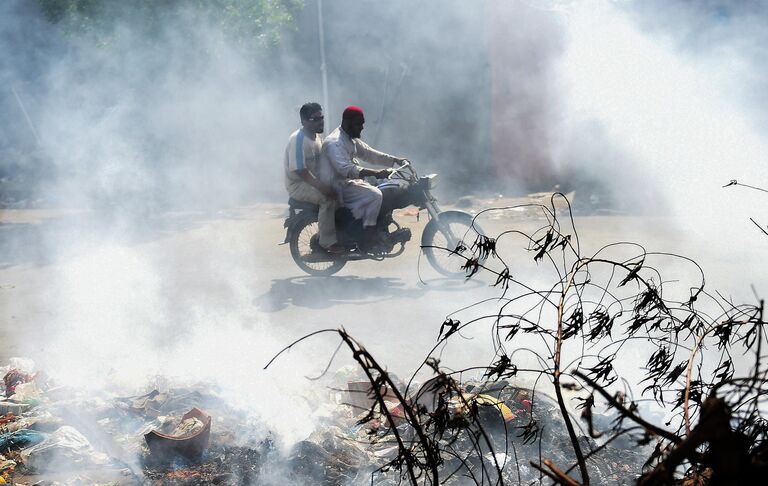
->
[363, 235, 391, 254]
[361, 226, 388, 254]
[323, 243, 347, 255]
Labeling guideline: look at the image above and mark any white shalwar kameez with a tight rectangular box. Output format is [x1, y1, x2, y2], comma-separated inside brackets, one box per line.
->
[284, 128, 338, 248]
[319, 127, 400, 227]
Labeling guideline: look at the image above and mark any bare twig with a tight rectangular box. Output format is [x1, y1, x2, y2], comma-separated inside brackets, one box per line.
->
[574, 371, 681, 445]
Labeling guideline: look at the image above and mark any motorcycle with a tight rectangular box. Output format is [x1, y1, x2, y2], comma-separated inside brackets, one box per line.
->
[283, 161, 484, 276]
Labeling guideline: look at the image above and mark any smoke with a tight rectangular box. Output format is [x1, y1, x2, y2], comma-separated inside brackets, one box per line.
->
[32, 240, 320, 447]
[548, 0, 768, 297]
[37, 11, 294, 210]
[2, 1, 768, 481]
[0, 0, 325, 451]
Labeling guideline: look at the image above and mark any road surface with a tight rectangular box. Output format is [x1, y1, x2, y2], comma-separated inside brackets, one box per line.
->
[0, 201, 764, 394]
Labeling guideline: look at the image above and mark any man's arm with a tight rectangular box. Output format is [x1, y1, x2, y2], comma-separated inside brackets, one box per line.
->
[296, 169, 335, 199]
[358, 167, 393, 179]
[354, 139, 405, 167]
[324, 140, 362, 179]
[287, 131, 336, 199]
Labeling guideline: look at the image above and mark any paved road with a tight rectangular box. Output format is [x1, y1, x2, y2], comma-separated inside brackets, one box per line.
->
[0, 204, 501, 376]
[1, 202, 764, 393]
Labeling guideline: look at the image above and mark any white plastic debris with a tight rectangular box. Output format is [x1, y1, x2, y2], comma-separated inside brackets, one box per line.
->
[7, 358, 36, 375]
[9, 382, 42, 402]
[0, 401, 30, 416]
[0, 454, 16, 473]
[20, 426, 109, 471]
[171, 416, 205, 437]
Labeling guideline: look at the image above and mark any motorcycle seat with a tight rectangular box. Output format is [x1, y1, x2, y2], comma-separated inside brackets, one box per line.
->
[288, 198, 320, 211]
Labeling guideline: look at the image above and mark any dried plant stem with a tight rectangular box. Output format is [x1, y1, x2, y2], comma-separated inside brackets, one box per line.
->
[554, 262, 590, 485]
[684, 328, 710, 436]
[530, 459, 583, 486]
[338, 331, 440, 485]
[575, 371, 681, 445]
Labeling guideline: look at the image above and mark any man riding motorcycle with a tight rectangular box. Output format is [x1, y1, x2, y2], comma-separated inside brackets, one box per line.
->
[319, 105, 407, 252]
[284, 102, 345, 254]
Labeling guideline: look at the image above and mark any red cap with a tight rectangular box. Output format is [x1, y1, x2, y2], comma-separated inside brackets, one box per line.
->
[342, 105, 365, 120]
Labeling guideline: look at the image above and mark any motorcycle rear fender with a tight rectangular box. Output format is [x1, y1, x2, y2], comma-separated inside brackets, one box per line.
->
[283, 208, 316, 244]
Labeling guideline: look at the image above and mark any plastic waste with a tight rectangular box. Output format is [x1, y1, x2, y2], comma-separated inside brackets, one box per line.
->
[0, 429, 47, 450]
[7, 358, 35, 374]
[0, 453, 16, 472]
[2, 359, 36, 398]
[124, 389, 169, 417]
[8, 382, 41, 404]
[176, 416, 204, 436]
[0, 401, 30, 416]
[0, 411, 63, 435]
[3, 369, 33, 398]
[289, 426, 372, 485]
[20, 426, 109, 471]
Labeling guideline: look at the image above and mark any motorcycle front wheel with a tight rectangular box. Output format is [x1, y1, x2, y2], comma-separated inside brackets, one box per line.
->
[421, 210, 486, 277]
[289, 213, 347, 276]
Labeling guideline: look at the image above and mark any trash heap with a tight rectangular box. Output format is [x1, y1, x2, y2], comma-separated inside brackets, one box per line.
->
[305, 372, 651, 486]
[0, 359, 649, 485]
[0, 358, 276, 485]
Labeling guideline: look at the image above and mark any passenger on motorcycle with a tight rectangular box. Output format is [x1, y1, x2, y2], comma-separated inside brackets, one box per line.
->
[284, 102, 346, 254]
[319, 105, 407, 251]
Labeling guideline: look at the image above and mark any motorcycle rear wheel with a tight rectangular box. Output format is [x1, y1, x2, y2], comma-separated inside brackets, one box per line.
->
[421, 210, 485, 277]
[289, 213, 347, 276]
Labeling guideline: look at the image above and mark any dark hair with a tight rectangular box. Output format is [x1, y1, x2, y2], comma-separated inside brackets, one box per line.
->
[300, 102, 322, 121]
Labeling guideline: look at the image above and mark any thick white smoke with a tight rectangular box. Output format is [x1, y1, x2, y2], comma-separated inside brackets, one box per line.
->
[2, 1, 767, 473]
[1, 1, 325, 449]
[552, 1, 768, 294]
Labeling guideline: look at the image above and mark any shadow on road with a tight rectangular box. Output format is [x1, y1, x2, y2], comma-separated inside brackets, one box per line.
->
[255, 275, 484, 312]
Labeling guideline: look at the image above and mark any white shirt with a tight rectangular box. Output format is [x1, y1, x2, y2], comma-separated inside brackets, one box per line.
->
[319, 127, 399, 189]
[284, 128, 322, 191]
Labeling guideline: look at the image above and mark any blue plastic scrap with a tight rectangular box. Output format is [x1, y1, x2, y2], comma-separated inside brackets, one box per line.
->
[0, 429, 47, 450]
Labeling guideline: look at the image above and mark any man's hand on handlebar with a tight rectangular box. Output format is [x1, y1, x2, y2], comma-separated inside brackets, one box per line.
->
[360, 166, 402, 179]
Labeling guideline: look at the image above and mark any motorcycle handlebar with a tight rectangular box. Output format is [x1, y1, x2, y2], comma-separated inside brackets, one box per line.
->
[388, 160, 415, 180]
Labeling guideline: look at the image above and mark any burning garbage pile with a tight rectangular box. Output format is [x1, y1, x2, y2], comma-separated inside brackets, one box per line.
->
[1, 350, 648, 485]
[2, 360, 112, 484]
[322, 373, 649, 485]
[0, 358, 279, 485]
[264, 336, 652, 486]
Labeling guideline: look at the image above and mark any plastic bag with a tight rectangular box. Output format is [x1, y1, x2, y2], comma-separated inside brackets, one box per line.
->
[0, 411, 64, 435]
[20, 426, 109, 471]
[9, 382, 41, 403]
[3, 369, 33, 398]
[0, 429, 47, 450]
